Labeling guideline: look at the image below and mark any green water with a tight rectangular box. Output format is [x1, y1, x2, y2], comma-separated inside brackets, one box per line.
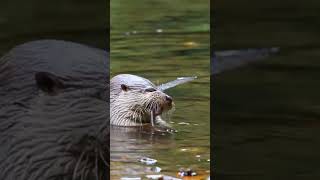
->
[214, 1, 320, 179]
[0, 0, 108, 54]
[111, 0, 210, 179]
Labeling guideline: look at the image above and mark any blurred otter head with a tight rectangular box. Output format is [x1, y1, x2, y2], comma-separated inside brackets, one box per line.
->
[0, 40, 109, 180]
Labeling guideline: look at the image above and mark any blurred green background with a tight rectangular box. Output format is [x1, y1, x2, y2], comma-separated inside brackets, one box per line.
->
[213, 1, 320, 179]
[0, 0, 108, 56]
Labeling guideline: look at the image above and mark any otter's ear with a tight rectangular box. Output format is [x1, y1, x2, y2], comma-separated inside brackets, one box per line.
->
[35, 72, 64, 95]
[120, 84, 129, 92]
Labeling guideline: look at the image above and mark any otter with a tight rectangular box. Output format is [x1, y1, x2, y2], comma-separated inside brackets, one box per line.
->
[110, 74, 197, 129]
[110, 74, 173, 128]
[0, 40, 109, 180]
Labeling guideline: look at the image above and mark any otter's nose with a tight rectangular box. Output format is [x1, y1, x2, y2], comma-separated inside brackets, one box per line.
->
[165, 95, 173, 104]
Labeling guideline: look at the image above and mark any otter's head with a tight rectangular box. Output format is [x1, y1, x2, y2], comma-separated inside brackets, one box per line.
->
[110, 74, 174, 126]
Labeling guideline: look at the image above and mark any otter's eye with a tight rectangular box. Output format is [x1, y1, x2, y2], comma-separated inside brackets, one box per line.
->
[145, 88, 156, 92]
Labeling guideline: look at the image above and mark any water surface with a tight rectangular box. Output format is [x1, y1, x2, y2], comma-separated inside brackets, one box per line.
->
[0, 0, 108, 54]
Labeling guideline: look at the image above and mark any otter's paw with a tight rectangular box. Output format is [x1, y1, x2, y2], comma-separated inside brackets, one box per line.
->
[155, 124, 177, 133]
[165, 126, 178, 133]
[154, 116, 177, 133]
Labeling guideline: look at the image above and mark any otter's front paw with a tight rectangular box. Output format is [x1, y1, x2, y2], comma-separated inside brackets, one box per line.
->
[154, 116, 177, 133]
[156, 124, 177, 133]
[153, 126, 177, 133]
[165, 126, 178, 133]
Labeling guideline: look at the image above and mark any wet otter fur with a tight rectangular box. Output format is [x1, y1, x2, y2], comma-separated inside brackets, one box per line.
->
[0, 40, 109, 180]
[110, 74, 174, 128]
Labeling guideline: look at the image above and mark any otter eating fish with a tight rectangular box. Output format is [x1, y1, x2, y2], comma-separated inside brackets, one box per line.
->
[110, 74, 196, 129]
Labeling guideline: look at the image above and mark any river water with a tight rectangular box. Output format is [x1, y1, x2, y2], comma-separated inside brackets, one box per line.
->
[111, 0, 210, 179]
